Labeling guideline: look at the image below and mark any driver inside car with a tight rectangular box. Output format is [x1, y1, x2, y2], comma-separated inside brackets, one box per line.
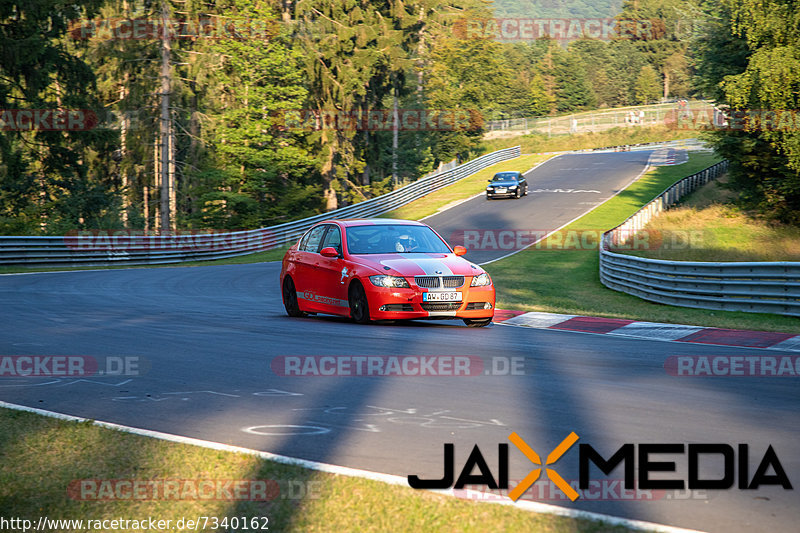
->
[394, 234, 417, 252]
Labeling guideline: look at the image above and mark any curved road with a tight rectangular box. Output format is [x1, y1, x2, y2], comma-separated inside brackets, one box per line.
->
[1, 151, 797, 533]
[427, 151, 651, 264]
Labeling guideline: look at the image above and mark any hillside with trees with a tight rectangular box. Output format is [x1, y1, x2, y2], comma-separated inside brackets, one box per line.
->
[0, 0, 796, 234]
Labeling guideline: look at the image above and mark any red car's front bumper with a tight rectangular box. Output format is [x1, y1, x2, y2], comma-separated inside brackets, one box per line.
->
[362, 282, 495, 320]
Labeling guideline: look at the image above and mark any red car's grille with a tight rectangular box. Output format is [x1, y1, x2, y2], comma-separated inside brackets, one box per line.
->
[415, 276, 440, 288]
[414, 276, 464, 288]
[442, 276, 464, 288]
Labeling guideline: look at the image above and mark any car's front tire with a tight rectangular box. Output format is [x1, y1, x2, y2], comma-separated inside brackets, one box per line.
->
[349, 282, 371, 324]
[514, 188, 521, 199]
[463, 318, 492, 327]
[282, 276, 307, 318]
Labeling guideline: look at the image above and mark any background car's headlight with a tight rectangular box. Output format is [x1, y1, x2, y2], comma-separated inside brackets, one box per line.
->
[470, 273, 491, 286]
[508, 185, 517, 189]
[369, 275, 410, 288]
[486, 187, 494, 191]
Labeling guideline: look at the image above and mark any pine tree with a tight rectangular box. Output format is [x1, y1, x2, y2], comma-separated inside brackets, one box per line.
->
[0, 0, 121, 234]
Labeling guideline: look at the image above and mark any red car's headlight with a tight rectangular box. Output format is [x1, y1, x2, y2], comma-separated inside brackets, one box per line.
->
[369, 275, 410, 288]
[470, 273, 492, 287]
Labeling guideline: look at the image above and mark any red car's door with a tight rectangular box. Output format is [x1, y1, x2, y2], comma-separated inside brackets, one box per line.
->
[312, 224, 350, 315]
[292, 224, 328, 310]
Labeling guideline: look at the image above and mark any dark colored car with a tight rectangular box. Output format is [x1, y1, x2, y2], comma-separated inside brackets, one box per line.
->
[486, 171, 528, 199]
[280, 219, 495, 327]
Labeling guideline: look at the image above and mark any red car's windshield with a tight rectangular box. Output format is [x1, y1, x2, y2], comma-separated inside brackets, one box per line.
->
[346, 224, 451, 254]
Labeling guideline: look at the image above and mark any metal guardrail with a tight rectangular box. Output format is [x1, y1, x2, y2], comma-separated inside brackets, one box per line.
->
[0, 146, 521, 268]
[600, 160, 800, 317]
[577, 138, 707, 154]
[485, 100, 712, 134]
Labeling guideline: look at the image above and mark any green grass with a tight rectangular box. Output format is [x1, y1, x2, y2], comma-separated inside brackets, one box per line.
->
[0, 407, 633, 533]
[482, 125, 697, 155]
[625, 175, 800, 262]
[380, 154, 553, 221]
[484, 152, 800, 333]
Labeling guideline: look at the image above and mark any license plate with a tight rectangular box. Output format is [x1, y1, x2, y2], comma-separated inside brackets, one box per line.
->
[495, 187, 507, 193]
[423, 292, 462, 302]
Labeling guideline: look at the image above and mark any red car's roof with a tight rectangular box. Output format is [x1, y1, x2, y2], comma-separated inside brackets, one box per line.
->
[318, 218, 426, 228]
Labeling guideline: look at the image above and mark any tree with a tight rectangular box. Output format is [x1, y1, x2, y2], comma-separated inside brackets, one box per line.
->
[423, 28, 508, 159]
[546, 44, 596, 112]
[618, 0, 697, 99]
[634, 65, 661, 104]
[292, 1, 405, 209]
[662, 51, 690, 98]
[528, 73, 555, 116]
[694, 0, 800, 224]
[570, 39, 617, 108]
[192, 0, 318, 228]
[0, 0, 121, 235]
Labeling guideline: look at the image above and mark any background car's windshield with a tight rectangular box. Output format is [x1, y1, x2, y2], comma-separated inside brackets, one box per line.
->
[492, 173, 517, 182]
[346, 225, 451, 254]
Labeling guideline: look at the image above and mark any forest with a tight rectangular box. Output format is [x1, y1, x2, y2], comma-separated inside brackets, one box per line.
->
[0, 0, 797, 234]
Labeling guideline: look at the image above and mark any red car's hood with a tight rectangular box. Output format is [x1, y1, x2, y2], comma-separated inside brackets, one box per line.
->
[349, 253, 481, 277]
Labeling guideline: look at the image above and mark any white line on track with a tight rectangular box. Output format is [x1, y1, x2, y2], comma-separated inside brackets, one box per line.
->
[0, 400, 706, 533]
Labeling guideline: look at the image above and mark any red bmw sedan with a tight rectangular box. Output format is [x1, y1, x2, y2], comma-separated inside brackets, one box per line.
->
[280, 219, 495, 326]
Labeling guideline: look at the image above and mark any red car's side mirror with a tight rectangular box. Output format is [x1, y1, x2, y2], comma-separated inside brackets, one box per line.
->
[453, 245, 467, 256]
[320, 247, 340, 258]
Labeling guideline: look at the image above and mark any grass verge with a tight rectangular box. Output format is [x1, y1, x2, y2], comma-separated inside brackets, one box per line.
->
[481, 126, 697, 154]
[380, 153, 552, 220]
[483, 152, 800, 333]
[0, 407, 632, 533]
[625, 175, 800, 262]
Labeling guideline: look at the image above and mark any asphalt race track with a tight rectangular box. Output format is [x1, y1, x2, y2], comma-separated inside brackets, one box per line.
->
[1, 151, 798, 533]
[425, 151, 652, 264]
